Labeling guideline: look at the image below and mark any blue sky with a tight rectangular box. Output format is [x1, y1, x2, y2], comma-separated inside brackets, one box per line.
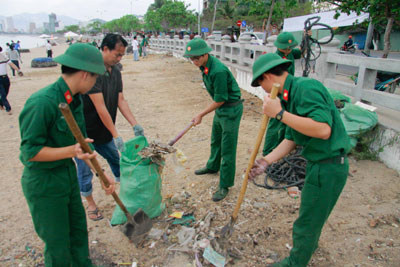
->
[1, 0, 202, 21]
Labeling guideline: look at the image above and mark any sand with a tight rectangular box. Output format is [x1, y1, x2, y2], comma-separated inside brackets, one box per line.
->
[0, 43, 399, 267]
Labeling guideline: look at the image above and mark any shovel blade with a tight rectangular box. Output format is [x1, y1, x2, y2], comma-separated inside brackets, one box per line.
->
[121, 208, 153, 245]
[220, 219, 235, 238]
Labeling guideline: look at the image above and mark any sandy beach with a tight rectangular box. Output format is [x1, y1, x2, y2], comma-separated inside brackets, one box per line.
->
[0, 43, 399, 266]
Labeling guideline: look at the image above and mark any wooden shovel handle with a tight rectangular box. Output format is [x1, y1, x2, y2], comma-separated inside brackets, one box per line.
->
[231, 83, 280, 221]
[168, 122, 194, 146]
[58, 103, 133, 220]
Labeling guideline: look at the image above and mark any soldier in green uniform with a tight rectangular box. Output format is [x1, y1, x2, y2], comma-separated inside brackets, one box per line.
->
[263, 32, 302, 156]
[249, 53, 350, 267]
[19, 43, 115, 267]
[183, 38, 243, 202]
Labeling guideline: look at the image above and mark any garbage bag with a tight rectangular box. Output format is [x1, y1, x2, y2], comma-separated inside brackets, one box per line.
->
[111, 136, 164, 225]
[339, 102, 378, 147]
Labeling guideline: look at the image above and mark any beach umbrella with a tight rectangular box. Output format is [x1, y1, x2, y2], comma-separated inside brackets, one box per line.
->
[64, 31, 79, 38]
[39, 34, 51, 38]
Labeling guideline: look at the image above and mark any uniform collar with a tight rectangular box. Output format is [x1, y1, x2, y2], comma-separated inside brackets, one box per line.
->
[200, 54, 213, 75]
[276, 50, 287, 59]
[280, 74, 295, 103]
[57, 77, 81, 107]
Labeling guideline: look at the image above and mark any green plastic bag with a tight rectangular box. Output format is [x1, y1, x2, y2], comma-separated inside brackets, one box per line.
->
[111, 136, 165, 225]
[339, 102, 378, 147]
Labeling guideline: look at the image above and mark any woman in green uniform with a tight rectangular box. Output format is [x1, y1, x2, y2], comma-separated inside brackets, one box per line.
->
[263, 31, 302, 156]
[183, 38, 243, 202]
[249, 53, 350, 267]
[19, 43, 115, 267]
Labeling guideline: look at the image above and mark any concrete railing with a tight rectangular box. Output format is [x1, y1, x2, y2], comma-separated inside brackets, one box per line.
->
[148, 34, 400, 112]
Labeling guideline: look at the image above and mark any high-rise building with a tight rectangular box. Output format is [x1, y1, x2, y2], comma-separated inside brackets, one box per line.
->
[49, 13, 57, 33]
[0, 20, 4, 32]
[29, 22, 36, 33]
[6, 17, 15, 32]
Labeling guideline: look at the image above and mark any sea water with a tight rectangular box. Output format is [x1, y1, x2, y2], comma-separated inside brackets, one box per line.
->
[0, 34, 49, 49]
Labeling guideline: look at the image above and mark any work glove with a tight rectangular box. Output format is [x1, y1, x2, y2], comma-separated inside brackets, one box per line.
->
[133, 124, 145, 137]
[113, 136, 125, 152]
[249, 158, 269, 180]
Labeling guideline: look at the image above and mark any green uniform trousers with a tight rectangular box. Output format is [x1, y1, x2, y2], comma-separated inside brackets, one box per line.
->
[21, 164, 92, 267]
[262, 118, 287, 156]
[206, 103, 243, 189]
[277, 157, 348, 267]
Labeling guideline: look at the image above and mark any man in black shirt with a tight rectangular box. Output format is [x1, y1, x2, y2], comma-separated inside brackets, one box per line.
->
[76, 33, 144, 221]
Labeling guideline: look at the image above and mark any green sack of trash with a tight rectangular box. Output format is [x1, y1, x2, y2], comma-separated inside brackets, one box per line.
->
[339, 102, 378, 147]
[327, 88, 352, 103]
[111, 136, 165, 225]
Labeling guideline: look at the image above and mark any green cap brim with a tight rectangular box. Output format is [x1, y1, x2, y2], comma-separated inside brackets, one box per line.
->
[54, 54, 106, 75]
[183, 46, 212, 57]
[274, 39, 299, 49]
[251, 60, 291, 87]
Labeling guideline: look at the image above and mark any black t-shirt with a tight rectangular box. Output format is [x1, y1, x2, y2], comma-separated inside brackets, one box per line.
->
[83, 66, 123, 145]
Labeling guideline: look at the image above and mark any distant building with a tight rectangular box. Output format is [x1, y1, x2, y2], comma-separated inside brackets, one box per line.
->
[49, 13, 57, 33]
[0, 20, 4, 32]
[6, 17, 15, 32]
[29, 22, 36, 33]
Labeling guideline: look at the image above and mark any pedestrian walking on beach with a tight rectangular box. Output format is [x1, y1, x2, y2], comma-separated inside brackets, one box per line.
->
[7, 44, 22, 76]
[184, 38, 243, 202]
[19, 43, 115, 266]
[75, 33, 144, 221]
[132, 36, 139, 61]
[0, 46, 23, 115]
[140, 34, 149, 57]
[249, 53, 350, 267]
[46, 40, 53, 58]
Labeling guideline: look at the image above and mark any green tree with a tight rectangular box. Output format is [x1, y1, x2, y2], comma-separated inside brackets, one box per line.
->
[64, 25, 80, 33]
[102, 15, 141, 34]
[144, 0, 196, 32]
[321, 0, 400, 58]
[87, 20, 103, 34]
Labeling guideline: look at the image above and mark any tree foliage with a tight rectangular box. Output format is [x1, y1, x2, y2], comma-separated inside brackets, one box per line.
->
[320, 0, 400, 57]
[144, 0, 197, 32]
[103, 15, 141, 34]
[64, 25, 80, 33]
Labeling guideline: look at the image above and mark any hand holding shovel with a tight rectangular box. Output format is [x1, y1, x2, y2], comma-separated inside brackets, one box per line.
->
[59, 103, 152, 246]
[220, 83, 280, 238]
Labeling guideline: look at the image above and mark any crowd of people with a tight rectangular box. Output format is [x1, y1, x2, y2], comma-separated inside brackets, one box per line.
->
[14, 31, 350, 267]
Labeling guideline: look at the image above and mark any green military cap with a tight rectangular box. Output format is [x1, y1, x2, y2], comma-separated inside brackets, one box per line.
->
[183, 38, 212, 57]
[251, 53, 291, 87]
[54, 43, 105, 75]
[274, 32, 298, 49]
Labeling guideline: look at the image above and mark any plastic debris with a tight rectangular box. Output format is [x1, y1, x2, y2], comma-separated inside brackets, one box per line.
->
[203, 246, 226, 267]
[172, 215, 196, 226]
[169, 211, 184, 219]
[177, 226, 196, 246]
[148, 228, 164, 240]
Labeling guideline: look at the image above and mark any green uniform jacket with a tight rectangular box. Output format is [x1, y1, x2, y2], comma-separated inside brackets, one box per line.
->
[19, 77, 92, 266]
[276, 48, 301, 76]
[200, 55, 243, 188]
[263, 49, 302, 156]
[282, 74, 351, 161]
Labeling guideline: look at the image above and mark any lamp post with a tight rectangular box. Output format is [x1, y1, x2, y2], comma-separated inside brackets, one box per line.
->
[198, 0, 201, 34]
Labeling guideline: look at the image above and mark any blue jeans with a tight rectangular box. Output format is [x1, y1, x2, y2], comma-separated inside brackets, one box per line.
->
[75, 140, 120, 196]
[133, 50, 139, 61]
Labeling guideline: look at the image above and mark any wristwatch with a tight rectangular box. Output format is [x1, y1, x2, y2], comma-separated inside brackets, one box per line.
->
[275, 109, 285, 121]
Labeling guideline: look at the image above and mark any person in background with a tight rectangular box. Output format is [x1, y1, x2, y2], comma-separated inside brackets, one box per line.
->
[46, 40, 53, 58]
[7, 44, 22, 76]
[344, 35, 353, 49]
[0, 46, 23, 115]
[132, 36, 139, 61]
[14, 40, 21, 55]
[19, 43, 115, 266]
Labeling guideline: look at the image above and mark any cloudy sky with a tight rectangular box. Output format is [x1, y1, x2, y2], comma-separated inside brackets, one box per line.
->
[1, 0, 203, 21]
